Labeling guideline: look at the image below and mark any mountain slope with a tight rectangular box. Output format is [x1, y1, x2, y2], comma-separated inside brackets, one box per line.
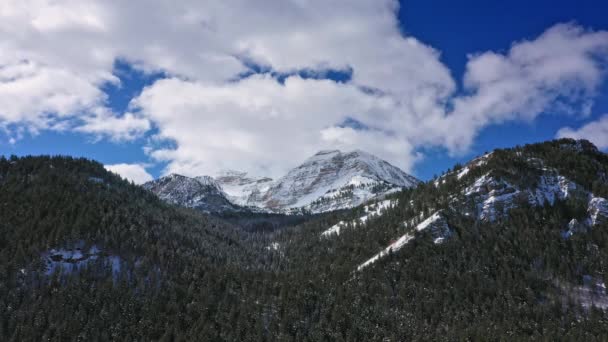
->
[0, 155, 264, 341]
[262, 149, 419, 213]
[5, 139, 608, 341]
[142, 173, 245, 213]
[257, 138, 608, 339]
[314, 139, 608, 271]
[145, 149, 419, 215]
[214, 170, 274, 207]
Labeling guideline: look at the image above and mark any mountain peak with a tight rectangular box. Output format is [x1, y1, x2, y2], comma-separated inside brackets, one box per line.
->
[556, 138, 599, 154]
[263, 149, 419, 212]
[144, 149, 419, 214]
[310, 149, 384, 162]
[314, 149, 341, 156]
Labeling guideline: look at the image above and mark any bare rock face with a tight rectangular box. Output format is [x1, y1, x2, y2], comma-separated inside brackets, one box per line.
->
[143, 174, 243, 214]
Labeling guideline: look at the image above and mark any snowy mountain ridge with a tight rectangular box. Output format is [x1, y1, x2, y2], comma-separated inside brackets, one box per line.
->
[261, 149, 419, 213]
[142, 173, 244, 214]
[214, 170, 274, 208]
[145, 149, 420, 214]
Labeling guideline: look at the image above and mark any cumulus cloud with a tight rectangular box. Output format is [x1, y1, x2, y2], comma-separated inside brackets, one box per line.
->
[104, 163, 153, 184]
[0, 60, 105, 131]
[75, 109, 150, 142]
[133, 22, 608, 176]
[440, 24, 608, 152]
[134, 74, 424, 176]
[0, 1, 607, 177]
[557, 114, 608, 149]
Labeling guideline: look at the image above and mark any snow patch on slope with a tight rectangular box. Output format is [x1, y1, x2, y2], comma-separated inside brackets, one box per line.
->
[459, 161, 608, 227]
[435, 152, 492, 187]
[321, 200, 395, 237]
[357, 233, 415, 271]
[462, 172, 586, 221]
[588, 197, 608, 226]
[416, 211, 443, 231]
[357, 211, 451, 271]
[456, 167, 470, 180]
[43, 245, 122, 276]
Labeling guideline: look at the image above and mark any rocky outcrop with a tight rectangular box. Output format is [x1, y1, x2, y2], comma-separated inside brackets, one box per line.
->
[143, 174, 243, 214]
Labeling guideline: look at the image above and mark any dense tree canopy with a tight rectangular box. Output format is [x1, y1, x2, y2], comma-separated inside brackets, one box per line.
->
[2, 139, 608, 341]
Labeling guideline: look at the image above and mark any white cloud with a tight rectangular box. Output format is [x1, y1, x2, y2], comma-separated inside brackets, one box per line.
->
[135, 75, 421, 176]
[557, 114, 608, 149]
[75, 109, 150, 142]
[0, 1, 607, 177]
[104, 163, 153, 184]
[0, 60, 106, 130]
[134, 22, 608, 176]
[439, 23, 608, 152]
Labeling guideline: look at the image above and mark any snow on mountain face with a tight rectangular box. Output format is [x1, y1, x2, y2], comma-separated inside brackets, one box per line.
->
[356, 142, 608, 272]
[357, 164, 600, 271]
[459, 169, 604, 223]
[214, 170, 274, 207]
[262, 150, 419, 213]
[436, 149, 608, 232]
[144, 150, 418, 214]
[143, 174, 243, 214]
[588, 197, 608, 226]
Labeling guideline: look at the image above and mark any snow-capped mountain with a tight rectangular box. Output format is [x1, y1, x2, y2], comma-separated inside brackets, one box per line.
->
[261, 150, 419, 213]
[214, 170, 274, 207]
[142, 174, 244, 213]
[143, 150, 419, 214]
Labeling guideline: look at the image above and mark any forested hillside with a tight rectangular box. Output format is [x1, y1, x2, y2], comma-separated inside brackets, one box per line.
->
[0, 155, 269, 340]
[2, 139, 608, 341]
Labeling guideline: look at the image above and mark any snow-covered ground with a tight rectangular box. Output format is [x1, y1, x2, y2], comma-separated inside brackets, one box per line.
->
[588, 197, 608, 226]
[265, 242, 280, 251]
[434, 152, 492, 187]
[357, 233, 414, 271]
[357, 211, 451, 271]
[461, 170, 601, 222]
[43, 245, 121, 276]
[456, 167, 470, 180]
[415, 211, 443, 231]
[559, 275, 608, 310]
[321, 200, 395, 237]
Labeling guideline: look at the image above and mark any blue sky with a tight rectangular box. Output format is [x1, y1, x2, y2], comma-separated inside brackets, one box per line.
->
[405, 0, 608, 178]
[1, 0, 608, 182]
